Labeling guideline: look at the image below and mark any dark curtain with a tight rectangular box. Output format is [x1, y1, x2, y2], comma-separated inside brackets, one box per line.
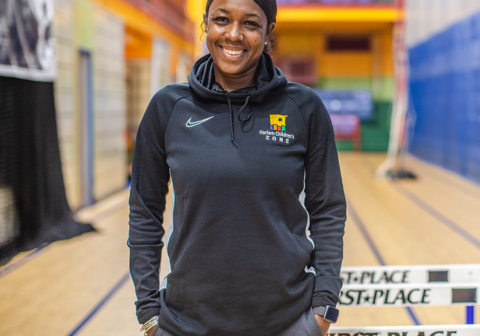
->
[0, 76, 94, 261]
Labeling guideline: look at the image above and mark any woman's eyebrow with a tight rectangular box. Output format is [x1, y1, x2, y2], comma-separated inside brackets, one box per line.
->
[214, 8, 230, 14]
[244, 13, 261, 19]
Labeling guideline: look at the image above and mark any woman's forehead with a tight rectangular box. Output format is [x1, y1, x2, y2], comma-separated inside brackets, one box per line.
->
[208, 0, 266, 19]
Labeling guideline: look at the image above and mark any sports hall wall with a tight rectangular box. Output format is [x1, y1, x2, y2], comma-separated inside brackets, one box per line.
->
[273, 21, 395, 152]
[53, 0, 194, 210]
[406, 0, 480, 183]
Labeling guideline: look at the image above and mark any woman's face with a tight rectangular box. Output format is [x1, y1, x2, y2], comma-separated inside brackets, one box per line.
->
[204, 0, 275, 78]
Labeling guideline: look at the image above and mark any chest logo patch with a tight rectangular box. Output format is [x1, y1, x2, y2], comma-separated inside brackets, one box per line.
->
[270, 114, 287, 131]
[186, 116, 214, 128]
[259, 114, 295, 144]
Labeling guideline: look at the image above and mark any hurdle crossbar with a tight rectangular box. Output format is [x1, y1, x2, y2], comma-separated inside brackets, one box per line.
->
[340, 265, 480, 285]
[339, 282, 479, 307]
[328, 324, 480, 336]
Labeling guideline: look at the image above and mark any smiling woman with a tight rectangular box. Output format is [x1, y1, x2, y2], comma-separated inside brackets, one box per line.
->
[203, 0, 276, 92]
[128, 0, 346, 335]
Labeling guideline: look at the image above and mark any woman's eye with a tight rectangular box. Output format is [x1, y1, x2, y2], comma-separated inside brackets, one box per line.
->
[214, 17, 228, 23]
[245, 21, 259, 27]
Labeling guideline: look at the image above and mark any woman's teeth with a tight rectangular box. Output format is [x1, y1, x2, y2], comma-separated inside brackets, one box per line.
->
[224, 49, 243, 55]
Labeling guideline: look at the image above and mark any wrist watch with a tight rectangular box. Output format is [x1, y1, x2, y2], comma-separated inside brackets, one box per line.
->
[312, 305, 339, 324]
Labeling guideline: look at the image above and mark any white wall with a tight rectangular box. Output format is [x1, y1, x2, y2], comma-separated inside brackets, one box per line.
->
[126, 59, 151, 139]
[53, 0, 78, 208]
[92, 8, 126, 200]
[406, 0, 480, 48]
[54, 0, 126, 208]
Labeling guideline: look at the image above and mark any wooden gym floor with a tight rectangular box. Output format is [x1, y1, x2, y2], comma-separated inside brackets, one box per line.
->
[1, 153, 480, 336]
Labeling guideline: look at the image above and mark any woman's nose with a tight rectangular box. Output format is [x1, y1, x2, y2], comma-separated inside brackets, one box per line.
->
[225, 22, 243, 42]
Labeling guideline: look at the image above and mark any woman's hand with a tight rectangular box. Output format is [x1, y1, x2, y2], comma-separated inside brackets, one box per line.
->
[314, 315, 331, 336]
[145, 325, 158, 336]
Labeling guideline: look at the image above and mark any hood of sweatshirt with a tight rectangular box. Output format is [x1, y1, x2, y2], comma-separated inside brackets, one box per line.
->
[188, 52, 287, 146]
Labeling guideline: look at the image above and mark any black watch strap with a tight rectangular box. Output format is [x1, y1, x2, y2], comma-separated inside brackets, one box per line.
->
[312, 305, 339, 324]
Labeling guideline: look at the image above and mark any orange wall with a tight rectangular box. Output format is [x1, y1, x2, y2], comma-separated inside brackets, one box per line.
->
[274, 25, 393, 79]
[321, 52, 373, 77]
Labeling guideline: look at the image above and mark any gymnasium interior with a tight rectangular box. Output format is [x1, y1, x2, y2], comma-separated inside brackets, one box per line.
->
[1, 0, 480, 335]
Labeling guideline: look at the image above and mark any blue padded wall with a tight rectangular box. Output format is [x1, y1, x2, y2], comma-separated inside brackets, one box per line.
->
[408, 12, 480, 183]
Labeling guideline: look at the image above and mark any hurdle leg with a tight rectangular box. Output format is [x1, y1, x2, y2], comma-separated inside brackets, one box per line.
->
[466, 306, 474, 324]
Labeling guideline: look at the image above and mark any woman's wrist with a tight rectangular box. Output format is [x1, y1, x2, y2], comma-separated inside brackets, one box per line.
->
[140, 316, 159, 336]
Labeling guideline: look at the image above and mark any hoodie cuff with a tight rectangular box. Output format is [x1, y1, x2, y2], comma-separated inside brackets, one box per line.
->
[137, 307, 161, 325]
[312, 292, 338, 308]
[312, 275, 342, 307]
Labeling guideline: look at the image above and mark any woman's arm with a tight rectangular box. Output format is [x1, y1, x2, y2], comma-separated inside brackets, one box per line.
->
[304, 102, 346, 309]
[128, 93, 171, 325]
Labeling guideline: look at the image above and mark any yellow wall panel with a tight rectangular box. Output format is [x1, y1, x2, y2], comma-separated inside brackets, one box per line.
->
[321, 52, 373, 77]
[276, 33, 316, 57]
[277, 7, 403, 23]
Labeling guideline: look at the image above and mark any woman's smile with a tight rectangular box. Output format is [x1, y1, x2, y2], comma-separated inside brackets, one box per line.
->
[220, 45, 247, 59]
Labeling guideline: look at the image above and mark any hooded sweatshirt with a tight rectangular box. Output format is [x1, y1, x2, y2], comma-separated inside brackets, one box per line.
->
[128, 53, 346, 336]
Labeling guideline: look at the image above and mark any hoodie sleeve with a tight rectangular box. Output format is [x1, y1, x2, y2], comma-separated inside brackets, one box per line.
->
[128, 91, 171, 324]
[304, 95, 346, 308]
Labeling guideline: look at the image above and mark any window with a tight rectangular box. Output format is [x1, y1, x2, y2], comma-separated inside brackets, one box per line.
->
[326, 35, 371, 51]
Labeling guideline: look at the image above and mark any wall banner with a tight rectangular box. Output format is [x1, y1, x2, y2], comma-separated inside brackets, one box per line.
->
[0, 0, 55, 81]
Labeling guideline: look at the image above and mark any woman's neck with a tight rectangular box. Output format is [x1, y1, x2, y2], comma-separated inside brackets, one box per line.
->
[213, 64, 257, 92]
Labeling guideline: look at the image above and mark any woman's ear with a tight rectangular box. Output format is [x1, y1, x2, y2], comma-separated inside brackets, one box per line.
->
[203, 12, 208, 33]
[267, 22, 276, 36]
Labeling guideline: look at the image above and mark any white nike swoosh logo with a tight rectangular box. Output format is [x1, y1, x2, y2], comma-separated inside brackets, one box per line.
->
[186, 116, 214, 128]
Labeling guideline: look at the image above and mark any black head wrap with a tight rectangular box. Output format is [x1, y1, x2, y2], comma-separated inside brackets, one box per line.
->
[205, 0, 277, 24]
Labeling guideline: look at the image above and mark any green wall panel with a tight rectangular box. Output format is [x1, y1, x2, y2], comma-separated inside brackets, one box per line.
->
[361, 101, 392, 152]
[318, 77, 395, 101]
[334, 101, 392, 152]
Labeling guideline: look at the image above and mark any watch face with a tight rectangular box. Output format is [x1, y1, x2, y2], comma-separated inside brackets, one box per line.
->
[324, 306, 339, 323]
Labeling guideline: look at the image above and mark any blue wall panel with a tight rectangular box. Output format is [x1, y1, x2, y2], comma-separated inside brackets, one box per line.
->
[408, 12, 480, 183]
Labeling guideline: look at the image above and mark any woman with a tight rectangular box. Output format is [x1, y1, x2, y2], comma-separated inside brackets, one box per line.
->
[128, 0, 346, 335]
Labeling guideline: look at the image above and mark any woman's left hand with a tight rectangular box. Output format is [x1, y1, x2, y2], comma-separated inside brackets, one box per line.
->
[314, 315, 331, 336]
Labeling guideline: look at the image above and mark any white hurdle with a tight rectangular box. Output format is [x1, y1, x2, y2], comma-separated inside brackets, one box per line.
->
[328, 324, 480, 336]
[339, 264, 479, 325]
[340, 265, 480, 285]
[339, 282, 479, 307]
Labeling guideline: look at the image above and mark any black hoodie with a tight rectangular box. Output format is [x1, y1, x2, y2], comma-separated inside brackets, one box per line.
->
[128, 53, 346, 336]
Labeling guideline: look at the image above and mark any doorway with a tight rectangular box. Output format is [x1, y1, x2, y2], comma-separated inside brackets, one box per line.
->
[78, 50, 94, 207]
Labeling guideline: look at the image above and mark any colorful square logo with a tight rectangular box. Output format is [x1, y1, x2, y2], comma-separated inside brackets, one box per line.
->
[270, 114, 287, 131]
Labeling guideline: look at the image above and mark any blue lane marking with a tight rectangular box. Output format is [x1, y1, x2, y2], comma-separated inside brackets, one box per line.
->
[347, 200, 386, 266]
[395, 184, 480, 249]
[346, 197, 422, 326]
[66, 272, 130, 336]
[0, 243, 50, 279]
[405, 307, 421, 326]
